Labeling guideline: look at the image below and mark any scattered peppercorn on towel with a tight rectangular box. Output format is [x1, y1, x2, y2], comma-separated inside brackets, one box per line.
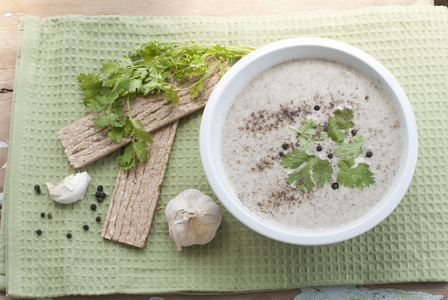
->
[1, 5, 447, 297]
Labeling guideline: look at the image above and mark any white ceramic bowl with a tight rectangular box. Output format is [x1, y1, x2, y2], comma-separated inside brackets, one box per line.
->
[199, 38, 418, 245]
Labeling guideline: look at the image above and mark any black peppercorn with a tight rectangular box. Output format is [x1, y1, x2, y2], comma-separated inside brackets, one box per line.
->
[332, 182, 339, 190]
[100, 192, 106, 199]
[66, 233, 72, 239]
[327, 153, 334, 159]
[97, 197, 103, 203]
[314, 105, 320, 111]
[83, 225, 89, 231]
[316, 145, 323, 152]
[95, 191, 102, 198]
[351, 129, 358, 136]
[40, 212, 45, 218]
[97, 185, 103, 192]
[36, 229, 42, 235]
[366, 151, 373, 158]
[279, 152, 285, 158]
[34, 184, 41, 194]
[96, 216, 101, 222]
[47, 213, 52, 219]
[90, 204, 97, 211]
[281, 143, 289, 150]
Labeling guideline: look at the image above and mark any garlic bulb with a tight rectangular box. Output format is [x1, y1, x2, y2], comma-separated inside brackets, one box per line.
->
[165, 189, 222, 251]
[46, 171, 91, 204]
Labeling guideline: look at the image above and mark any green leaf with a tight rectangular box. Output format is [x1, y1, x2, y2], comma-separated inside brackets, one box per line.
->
[118, 143, 136, 171]
[336, 158, 375, 189]
[102, 59, 120, 75]
[334, 108, 354, 129]
[189, 79, 204, 99]
[163, 89, 179, 104]
[328, 108, 355, 142]
[286, 163, 314, 192]
[118, 56, 134, 68]
[133, 68, 149, 79]
[327, 116, 346, 143]
[77, 73, 105, 109]
[312, 158, 333, 188]
[107, 126, 124, 142]
[132, 140, 149, 162]
[141, 80, 161, 96]
[77, 73, 102, 90]
[290, 119, 328, 150]
[128, 118, 152, 143]
[122, 117, 135, 137]
[117, 141, 149, 171]
[86, 94, 117, 112]
[281, 149, 334, 192]
[92, 113, 112, 129]
[280, 149, 314, 169]
[108, 104, 126, 127]
[128, 78, 143, 93]
[335, 135, 365, 158]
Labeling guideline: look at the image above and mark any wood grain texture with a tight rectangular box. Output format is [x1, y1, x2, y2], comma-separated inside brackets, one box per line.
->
[0, 0, 445, 299]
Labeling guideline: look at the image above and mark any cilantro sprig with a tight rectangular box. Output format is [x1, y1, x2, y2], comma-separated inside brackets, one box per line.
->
[281, 108, 375, 192]
[77, 39, 255, 170]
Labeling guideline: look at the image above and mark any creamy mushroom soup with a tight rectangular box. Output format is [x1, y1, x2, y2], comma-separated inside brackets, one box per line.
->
[220, 58, 402, 230]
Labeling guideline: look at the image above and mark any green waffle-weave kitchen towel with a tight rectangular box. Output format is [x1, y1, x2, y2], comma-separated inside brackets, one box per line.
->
[1, 5, 447, 297]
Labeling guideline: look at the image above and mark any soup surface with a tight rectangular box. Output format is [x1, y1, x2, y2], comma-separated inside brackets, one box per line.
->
[221, 58, 402, 230]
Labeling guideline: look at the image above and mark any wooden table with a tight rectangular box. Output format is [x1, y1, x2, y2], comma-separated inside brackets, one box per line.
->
[1, 0, 447, 299]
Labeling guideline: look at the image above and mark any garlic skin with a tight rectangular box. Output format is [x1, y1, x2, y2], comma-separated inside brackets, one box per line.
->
[46, 171, 91, 204]
[165, 189, 222, 251]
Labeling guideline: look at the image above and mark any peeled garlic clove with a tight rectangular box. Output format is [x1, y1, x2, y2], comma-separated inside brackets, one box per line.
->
[165, 189, 222, 251]
[46, 171, 91, 204]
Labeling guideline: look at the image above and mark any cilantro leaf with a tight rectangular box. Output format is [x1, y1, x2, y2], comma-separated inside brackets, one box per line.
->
[92, 102, 125, 130]
[335, 135, 365, 158]
[312, 158, 333, 188]
[107, 126, 124, 142]
[280, 148, 314, 169]
[118, 143, 136, 171]
[128, 118, 153, 143]
[77, 73, 104, 108]
[281, 149, 334, 192]
[131, 140, 149, 162]
[286, 163, 314, 192]
[117, 141, 149, 171]
[128, 78, 143, 94]
[336, 158, 375, 189]
[290, 119, 328, 150]
[102, 59, 120, 75]
[77, 73, 102, 90]
[327, 108, 354, 142]
[92, 113, 112, 129]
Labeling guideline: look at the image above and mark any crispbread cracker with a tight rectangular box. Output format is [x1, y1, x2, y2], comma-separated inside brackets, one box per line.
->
[101, 121, 178, 248]
[58, 65, 223, 169]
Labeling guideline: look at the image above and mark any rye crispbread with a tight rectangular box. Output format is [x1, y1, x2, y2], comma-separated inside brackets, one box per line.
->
[101, 121, 178, 248]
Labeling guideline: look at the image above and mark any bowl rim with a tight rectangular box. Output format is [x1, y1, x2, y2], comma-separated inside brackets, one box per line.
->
[199, 37, 418, 245]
